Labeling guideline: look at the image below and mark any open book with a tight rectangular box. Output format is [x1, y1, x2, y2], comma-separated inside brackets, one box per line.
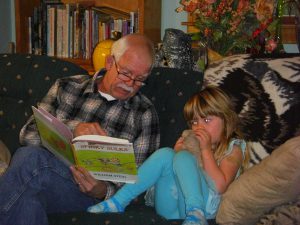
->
[32, 106, 137, 183]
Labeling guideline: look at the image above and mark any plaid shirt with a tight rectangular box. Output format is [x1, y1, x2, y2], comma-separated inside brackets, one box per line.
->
[20, 70, 160, 199]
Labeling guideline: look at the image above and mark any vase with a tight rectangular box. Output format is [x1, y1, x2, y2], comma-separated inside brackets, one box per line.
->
[207, 48, 223, 63]
[193, 41, 208, 72]
[193, 43, 223, 71]
[157, 28, 194, 69]
[92, 39, 114, 72]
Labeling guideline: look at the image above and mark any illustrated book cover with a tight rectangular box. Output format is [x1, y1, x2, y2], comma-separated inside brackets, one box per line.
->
[32, 106, 137, 183]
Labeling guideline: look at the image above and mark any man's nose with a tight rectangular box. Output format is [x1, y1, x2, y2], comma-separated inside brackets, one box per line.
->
[125, 77, 135, 86]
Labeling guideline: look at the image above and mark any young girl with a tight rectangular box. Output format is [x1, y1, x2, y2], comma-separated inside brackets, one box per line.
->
[87, 86, 249, 225]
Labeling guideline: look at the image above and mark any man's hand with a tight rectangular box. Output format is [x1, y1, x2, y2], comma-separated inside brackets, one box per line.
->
[74, 122, 107, 137]
[70, 166, 107, 199]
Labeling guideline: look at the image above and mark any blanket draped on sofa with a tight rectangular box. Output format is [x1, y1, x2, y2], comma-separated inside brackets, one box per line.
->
[204, 54, 300, 165]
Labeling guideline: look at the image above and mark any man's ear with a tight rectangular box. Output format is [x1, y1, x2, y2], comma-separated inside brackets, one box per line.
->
[105, 55, 114, 70]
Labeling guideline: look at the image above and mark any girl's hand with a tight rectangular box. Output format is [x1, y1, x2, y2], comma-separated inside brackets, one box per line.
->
[174, 136, 184, 152]
[193, 127, 212, 152]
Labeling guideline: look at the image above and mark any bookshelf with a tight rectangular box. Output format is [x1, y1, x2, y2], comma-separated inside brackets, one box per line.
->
[14, 0, 162, 74]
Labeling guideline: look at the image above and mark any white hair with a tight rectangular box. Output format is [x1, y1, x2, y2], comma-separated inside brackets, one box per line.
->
[111, 34, 155, 68]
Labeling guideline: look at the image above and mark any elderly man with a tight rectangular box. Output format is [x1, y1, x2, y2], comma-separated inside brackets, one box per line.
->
[0, 34, 160, 225]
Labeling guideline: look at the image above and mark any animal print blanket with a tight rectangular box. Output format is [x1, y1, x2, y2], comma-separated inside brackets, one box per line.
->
[204, 54, 300, 165]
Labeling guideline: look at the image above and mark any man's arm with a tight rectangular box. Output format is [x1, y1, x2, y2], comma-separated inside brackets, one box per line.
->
[19, 79, 62, 146]
[132, 107, 160, 167]
[19, 75, 90, 146]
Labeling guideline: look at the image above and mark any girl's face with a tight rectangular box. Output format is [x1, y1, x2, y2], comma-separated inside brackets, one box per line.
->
[190, 115, 224, 145]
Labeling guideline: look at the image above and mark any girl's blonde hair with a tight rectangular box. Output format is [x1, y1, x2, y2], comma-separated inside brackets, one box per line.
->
[183, 86, 249, 172]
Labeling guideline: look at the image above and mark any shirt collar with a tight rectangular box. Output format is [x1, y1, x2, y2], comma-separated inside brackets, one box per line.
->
[91, 68, 107, 93]
[88, 68, 116, 101]
[99, 91, 116, 101]
[82, 68, 107, 94]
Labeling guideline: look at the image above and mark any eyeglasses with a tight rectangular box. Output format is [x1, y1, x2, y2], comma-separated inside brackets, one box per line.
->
[113, 56, 147, 87]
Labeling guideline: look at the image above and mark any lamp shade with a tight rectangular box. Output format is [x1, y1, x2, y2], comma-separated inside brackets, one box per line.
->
[92, 39, 114, 72]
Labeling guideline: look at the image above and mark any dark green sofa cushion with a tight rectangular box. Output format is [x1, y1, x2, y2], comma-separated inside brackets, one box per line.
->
[0, 54, 89, 154]
[141, 67, 203, 148]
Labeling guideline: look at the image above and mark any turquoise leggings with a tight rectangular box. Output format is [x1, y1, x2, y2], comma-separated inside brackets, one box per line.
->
[113, 147, 214, 219]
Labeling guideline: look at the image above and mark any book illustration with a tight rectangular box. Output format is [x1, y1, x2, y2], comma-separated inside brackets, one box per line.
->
[75, 148, 137, 174]
[33, 107, 75, 165]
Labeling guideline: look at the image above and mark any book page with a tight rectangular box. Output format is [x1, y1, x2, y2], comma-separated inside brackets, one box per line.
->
[72, 135, 129, 144]
[72, 141, 137, 183]
[32, 106, 75, 166]
[37, 107, 73, 140]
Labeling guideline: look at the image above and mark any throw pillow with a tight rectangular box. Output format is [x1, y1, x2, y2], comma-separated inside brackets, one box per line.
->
[257, 198, 300, 225]
[216, 135, 300, 225]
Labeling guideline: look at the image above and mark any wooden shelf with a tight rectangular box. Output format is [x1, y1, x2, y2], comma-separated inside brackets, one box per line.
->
[62, 58, 94, 75]
[14, 0, 161, 74]
[281, 16, 299, 44]
[15, 0, 40, 53]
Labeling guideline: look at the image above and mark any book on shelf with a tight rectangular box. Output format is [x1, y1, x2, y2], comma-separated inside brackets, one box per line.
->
[28, 17, 32, 54]
[32, 106, 138, 183]
[31, 6, 42, 55]
[47, 5, 55, 56]
[28, 2, 138, 59]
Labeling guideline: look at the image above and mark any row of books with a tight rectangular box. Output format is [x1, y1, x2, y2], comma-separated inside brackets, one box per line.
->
[28, 2, 138, 59]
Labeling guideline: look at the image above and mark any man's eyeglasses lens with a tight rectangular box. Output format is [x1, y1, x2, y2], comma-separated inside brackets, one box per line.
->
[113, 56, 146, 86]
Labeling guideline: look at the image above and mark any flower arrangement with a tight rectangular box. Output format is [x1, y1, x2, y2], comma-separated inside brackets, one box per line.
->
[176, 0, 282, 56]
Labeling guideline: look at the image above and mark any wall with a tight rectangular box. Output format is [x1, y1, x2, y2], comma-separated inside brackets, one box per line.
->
[0, 0, 15, 53]
[161, 0, 187, 39]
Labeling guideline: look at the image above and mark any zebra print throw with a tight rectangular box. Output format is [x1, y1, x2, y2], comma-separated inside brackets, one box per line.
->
[204, 54, 300, 165]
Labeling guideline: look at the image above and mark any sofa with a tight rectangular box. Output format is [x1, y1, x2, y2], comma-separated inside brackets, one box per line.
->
[0, 53, 299, 225]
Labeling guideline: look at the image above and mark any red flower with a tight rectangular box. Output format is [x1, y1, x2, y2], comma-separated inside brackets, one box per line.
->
[265, 39, 277, 53]
[205, 0, 216, 4]
[252, 28, 261, 38]
[185, 2, 199, 12]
